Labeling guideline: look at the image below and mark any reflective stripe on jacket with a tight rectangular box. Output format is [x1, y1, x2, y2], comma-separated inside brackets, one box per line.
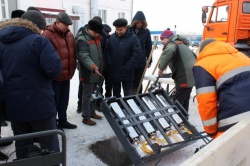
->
[193, 41, 250, 136]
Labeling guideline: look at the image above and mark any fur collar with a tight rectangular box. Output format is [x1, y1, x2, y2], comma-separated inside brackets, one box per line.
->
[0, 18, 40, 33]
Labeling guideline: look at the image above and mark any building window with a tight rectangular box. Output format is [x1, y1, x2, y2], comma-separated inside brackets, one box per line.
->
[1, 0, 6, 18]
[7, 0, 17, 18]
[118, 12, 125, 18]
[98, 9, 106, 23]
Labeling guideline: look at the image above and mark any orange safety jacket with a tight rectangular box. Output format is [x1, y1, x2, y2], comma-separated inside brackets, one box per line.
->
[193, 41, 250, 138]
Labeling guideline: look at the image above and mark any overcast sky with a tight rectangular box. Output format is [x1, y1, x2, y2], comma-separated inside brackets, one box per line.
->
[132, 0, 215, 35]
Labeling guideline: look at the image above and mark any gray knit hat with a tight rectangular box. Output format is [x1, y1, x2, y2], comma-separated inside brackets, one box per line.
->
[199, 38, 216, 53]
[21, 10, 46, 30]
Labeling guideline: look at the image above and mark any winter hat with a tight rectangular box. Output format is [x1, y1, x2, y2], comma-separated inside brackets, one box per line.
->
[199, 38, 216, 53]
[132, 11, 146, 22]
[27, 6, 41, 12]
[57, 12, 73, 25]
[11, 9, 25, 18]
[21, 10, 46, 30]
[88, 19, 103, 34]
[160, 30, 174, 40]
[113, 18, 128, 27]
[92, 16, 102, 24]
[103, 24, 112, 33]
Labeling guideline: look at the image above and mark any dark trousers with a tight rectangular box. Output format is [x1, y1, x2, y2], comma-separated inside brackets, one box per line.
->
[81, 82, 98, 119]
[103, 68, 113, 98]
[77, 81, 83, 108]
[133, 68, 144, 94]
[52, 80, 70, 123]
[112, 81, 133, 98]
[173, 87, 193, 113]
[12, 116, 59, 159]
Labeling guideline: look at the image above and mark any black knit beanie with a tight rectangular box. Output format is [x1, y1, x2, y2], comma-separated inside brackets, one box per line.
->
[92, 16, 102, 24]
[88, 19, 103, 34]
[11, 9, 25, 18]
[199, 38, 216, 53]
[22, 10, 46, 30]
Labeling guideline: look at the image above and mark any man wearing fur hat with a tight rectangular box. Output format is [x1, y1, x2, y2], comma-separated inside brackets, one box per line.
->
[106, 18, 142, 97]
[130, 11, 152, 94]
[158, 30, 196, 115]
[75, 19, 103, 126]
[43, 12, 77, 129]
[0, 10, 62, 159]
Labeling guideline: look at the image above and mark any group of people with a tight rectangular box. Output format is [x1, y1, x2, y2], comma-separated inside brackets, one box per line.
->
[0, 7, 80, 159]
[0, 8, 154, 159]
[158, 31, 250, 139]
[0, 5, 250, 161]
[75, 11, 152, 125]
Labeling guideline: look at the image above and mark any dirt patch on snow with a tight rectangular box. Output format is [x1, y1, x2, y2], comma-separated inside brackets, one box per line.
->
[89, 137, 133, 166]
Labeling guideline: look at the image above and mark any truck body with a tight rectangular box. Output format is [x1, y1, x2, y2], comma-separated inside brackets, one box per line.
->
[202, 0, 250, 55]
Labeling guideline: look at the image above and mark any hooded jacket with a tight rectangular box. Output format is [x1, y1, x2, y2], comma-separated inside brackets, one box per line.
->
[130, 11, 152, 68]
[0, 18, 62, 121]
[193, 41, 250, 137]
[159, 35, 195, 88]
[43, 22, 77, 81]
[106, 28, 142, 81]
[75, 28, 102, 83]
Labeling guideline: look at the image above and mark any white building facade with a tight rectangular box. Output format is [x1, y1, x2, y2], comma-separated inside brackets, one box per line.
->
[0, 0, 133, 35]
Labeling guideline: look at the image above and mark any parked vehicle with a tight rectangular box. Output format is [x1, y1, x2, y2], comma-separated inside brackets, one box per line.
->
[202, 0, 250, 56]
[191, 35, 202, 47]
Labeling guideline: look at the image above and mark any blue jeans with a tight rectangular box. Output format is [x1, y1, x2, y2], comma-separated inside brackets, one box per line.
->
[12, 116, 59, 159]
[52, 80, 70, 122]
[112, 81, 133, 98]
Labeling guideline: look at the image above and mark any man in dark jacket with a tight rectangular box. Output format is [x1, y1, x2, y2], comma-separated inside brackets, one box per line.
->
[0, 10, 62, 159]
[158, 30, 196, 114]
[106, 18, 142, 97]
[130, 11, 152, 94]
[43, 12, 77, 129]
[102, 24, 113, 98]
[75, 20, 103, 126]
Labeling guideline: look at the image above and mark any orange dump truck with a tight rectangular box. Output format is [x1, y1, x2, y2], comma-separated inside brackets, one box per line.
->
[202, 0, 250, 56]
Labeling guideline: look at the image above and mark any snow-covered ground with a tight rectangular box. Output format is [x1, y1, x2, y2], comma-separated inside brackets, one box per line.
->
[0, 46, 207, 166]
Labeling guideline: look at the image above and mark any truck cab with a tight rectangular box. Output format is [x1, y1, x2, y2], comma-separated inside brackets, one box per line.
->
[202, 0, 250, 56]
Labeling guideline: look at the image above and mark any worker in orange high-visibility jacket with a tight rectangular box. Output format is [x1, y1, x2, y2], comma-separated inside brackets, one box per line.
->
[193, 38, 250, 139]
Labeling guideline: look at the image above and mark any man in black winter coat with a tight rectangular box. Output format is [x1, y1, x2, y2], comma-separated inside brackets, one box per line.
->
[106, 18, 142, 97]
[130, 11, 152, 94]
